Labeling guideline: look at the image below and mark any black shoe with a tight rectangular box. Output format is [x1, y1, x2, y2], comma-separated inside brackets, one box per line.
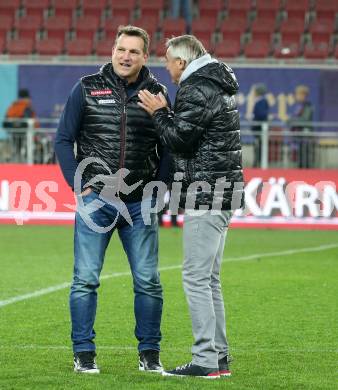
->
[218, 355, 232, 377]
[73, 351, 100, 374]
[139, 349, 163, 372]
[162, 362, 220, 379]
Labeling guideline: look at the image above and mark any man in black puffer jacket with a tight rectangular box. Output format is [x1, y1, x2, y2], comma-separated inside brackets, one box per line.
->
[55, 26, 167, 374]
[138, 35, 244, 379]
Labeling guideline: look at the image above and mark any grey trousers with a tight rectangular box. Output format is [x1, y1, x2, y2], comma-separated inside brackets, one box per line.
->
[183, 210, 232, 368]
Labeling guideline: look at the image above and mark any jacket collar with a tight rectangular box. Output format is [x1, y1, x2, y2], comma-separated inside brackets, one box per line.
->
[179, 54, 218, 85]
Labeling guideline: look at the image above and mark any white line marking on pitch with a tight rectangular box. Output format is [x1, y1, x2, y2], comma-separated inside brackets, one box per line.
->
[0, 243, 337, 308]
[0, 345, 337, 354]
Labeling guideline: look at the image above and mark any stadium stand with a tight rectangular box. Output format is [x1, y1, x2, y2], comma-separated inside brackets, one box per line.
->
[14, 14, 43, 40]
[284, 0, 310, 20]
[95, 38, 113, 57]
[6, 38, 34, 55]
[0, 0, 20, 17]
[22, 0, 50, 17]
[81, 0, 107, 18]
[191, 16, 218, 42]
[73, 14, 100, 40]
[161, 18, 187, 38]
[315, 0, 338, 20]
[227, 0, 253, 20]
[43, 15, 72, 40]
[66, 38, 93, 56]
[219, 17, 248, 43]
[199, 0, 224, 19]
[244, 38, 271, 58]
[35, 37, 64, 55]
[53, 0, 78, 18]
[0, 0, 337, 60]
[214, 40, 241, 58]
[138, 0, 164, 19]
[255, 0, 281, 19]
[110, 0, 136, 19]
[103, 15, 130, 39]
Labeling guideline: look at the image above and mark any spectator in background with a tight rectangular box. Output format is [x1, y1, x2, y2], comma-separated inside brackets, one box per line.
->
[171, 0, 193, 33]
[251, 84, 269, 168]
[3, 88, 39, 163]
[289, 85, 314, 168]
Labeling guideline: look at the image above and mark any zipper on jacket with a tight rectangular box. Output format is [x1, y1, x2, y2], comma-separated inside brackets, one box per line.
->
[117, 85, 127, 195]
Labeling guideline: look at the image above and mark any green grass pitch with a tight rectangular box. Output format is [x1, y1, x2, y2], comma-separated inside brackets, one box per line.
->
[0, 225, 337, 389]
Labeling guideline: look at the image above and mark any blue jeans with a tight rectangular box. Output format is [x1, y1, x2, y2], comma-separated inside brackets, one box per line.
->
[70, 190, 163, 353]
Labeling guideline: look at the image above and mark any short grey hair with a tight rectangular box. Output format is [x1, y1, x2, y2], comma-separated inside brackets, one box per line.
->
[166, 35, 207, 65]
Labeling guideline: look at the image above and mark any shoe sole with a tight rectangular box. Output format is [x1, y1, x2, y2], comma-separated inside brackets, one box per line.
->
[74, 368, 100, 374]
[219, 369, 232, 377]
[162, 371, 220, 379]
[74, 362, 100, 374]
[139, 366, 163, 373]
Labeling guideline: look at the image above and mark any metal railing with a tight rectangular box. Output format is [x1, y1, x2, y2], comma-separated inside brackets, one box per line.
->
[0, 118, 338, 168]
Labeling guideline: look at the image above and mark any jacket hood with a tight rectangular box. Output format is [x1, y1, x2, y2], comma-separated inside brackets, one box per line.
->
[180, 55, 239, 95]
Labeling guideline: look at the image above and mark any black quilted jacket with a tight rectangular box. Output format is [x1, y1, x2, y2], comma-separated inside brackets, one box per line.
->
[153, 61, 244, 210]
[77, 62, 167, 201]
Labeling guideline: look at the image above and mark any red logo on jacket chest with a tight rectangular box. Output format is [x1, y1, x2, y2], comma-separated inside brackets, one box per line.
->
[90, 89, 112, 96]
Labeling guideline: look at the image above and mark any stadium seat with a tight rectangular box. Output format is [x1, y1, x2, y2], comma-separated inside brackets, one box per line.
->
[303, 42, 330, 59]
[7, 38, 34, 55]
[53, 0, 78, 18]
[111, 0, 136, 19]
[66, 38, 93, 55]
[153, 38, 167, 57]
[43, 15, 72, 40]
[0, 0, 20, 17]
[35, 37, 64, 55]
[250, 18, 276, 41]
[279, 17, 305, 36]
[95, 38, 113, 56]
[199, 0, 224, 19]
[274, 40, 300, 58]
[138, 0, 164, 19]
[81, 0, 107, 18]
[227, 0, 253, 19]
[219, 18, 248, 41]
[161, 18, 187, 38]
[214, 40, 241, 58]
[309, 18, 336, 44]
[73, 15, 100, 40]
[22, 0, 50, 17]
[133, 16, 160, 38]
[199, 38, 213, 52]
[102, 15, 129, 39]
[0, 34, 5, 53]
[191, 17, 217, 41]
[279, 31, 303, 46]
[284, 0, 310, 20]
[314, 0, 338, 20]
[14, 15, 43, 40]
[244, 39, 271, 58]
[255, 0, 281, 19]
[0, 15, 14, 34]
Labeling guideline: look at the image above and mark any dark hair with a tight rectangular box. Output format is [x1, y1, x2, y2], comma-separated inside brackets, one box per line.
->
[18, 89, 30, 98]
[116, 25, 150, 54]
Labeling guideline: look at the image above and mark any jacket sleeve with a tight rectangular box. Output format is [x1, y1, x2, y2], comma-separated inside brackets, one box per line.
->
[54, 81, 84, 191]
[153, 85, 211, 154]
